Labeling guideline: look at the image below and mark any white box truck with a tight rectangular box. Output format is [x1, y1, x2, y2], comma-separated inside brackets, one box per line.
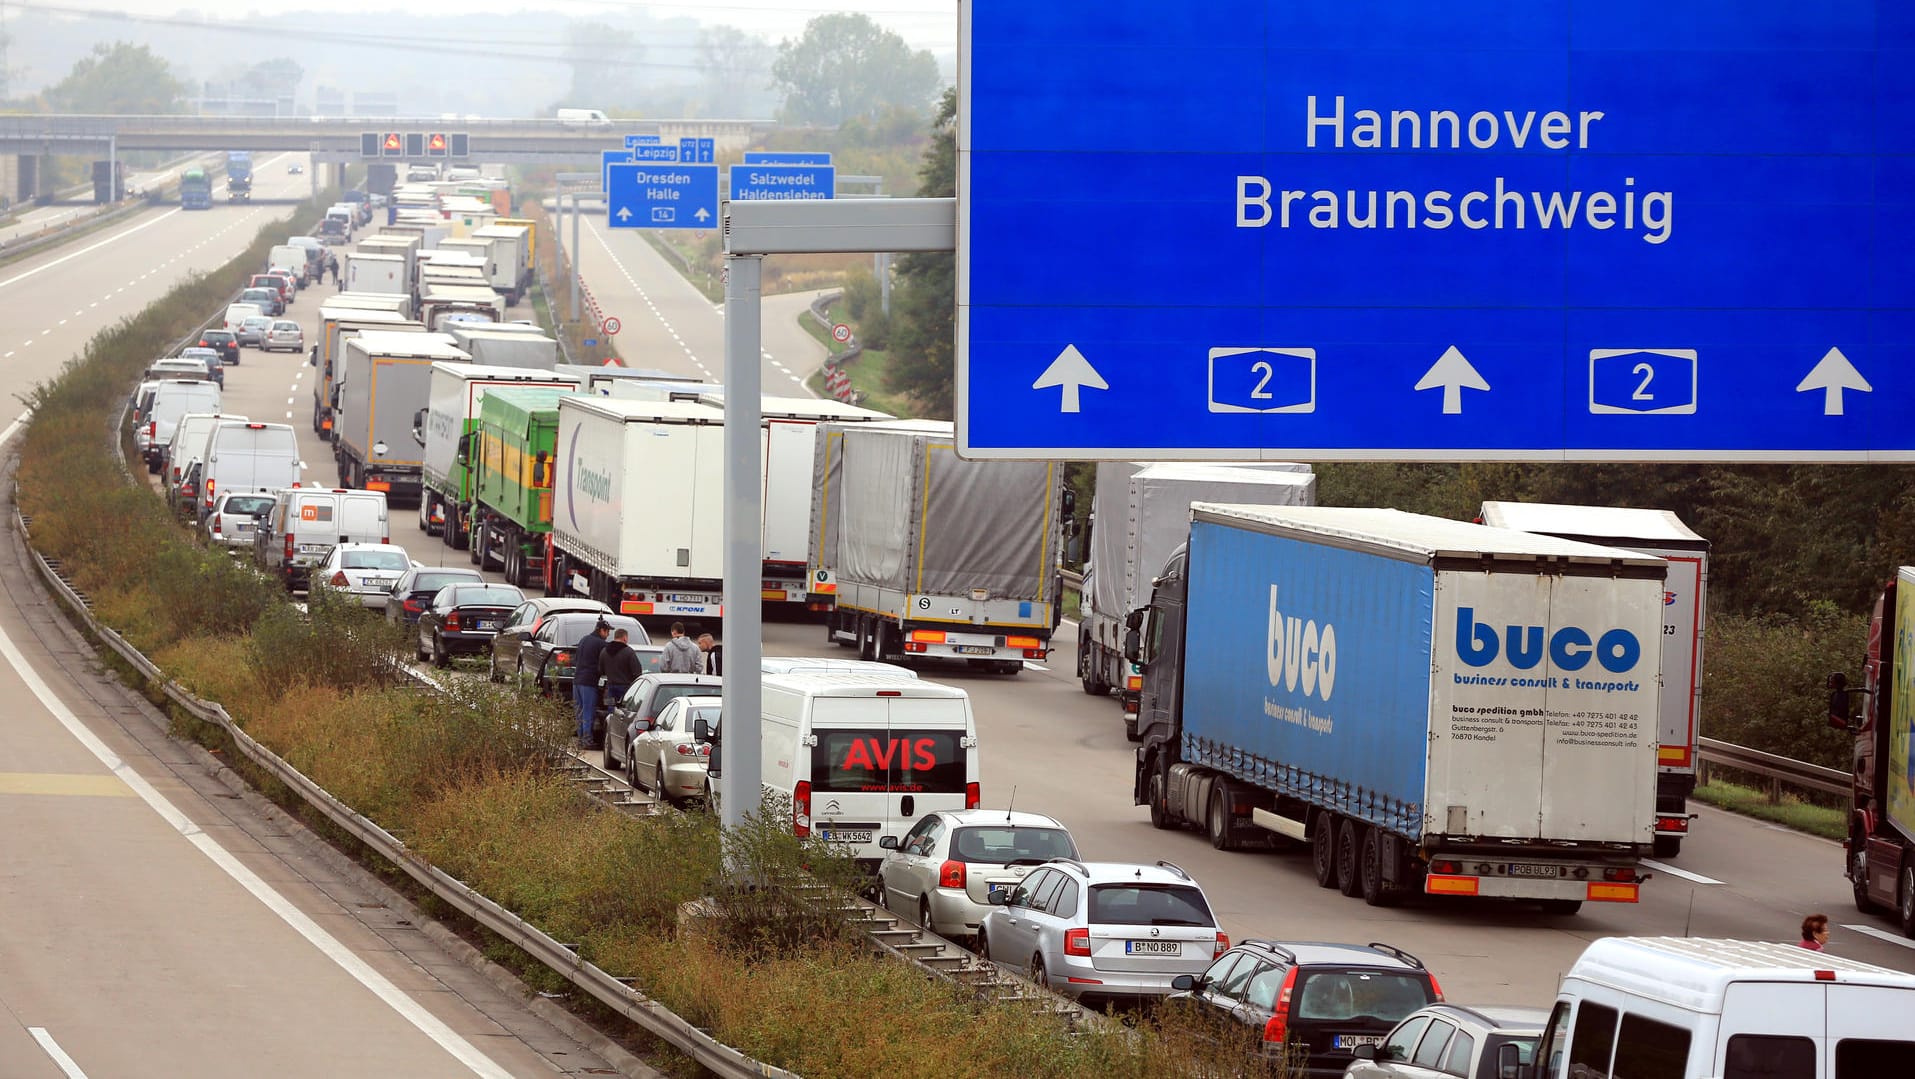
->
[415, 361, 579, 545]
[356, 235, 419, 291]
[471, 223, 531, 304]
[446, 324, 559, 370]
[1081, 462, 1317, 738]
[334, 331, 469, 501]
[757, 396, 892, 608]
[418, 282, 505, 332]
[550, 396, 725, 621]
[312, 304, 422, 436]
[1478, 501, 1709, 859]
[811, 419, 1066, 674]
[342, 252, 407, 298]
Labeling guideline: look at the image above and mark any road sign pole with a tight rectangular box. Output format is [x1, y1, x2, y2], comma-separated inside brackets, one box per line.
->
[720, 252, 765, 847]
[569, 192, 581, 325]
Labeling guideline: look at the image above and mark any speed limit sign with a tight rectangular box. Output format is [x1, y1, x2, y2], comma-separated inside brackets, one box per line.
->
[600, 316, 622, 336]
[832, 323, 851, 343]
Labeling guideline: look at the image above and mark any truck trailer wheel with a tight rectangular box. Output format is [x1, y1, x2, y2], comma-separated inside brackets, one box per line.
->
[857, 619, 876, 661]
[546, 549, 568, 598]
[1079, 646, 1109, 695]
[1206, 787, 1237, 851]
[1538, 900, 1583, 916]
[1311, 815, 1339, 889]
[1336, 818, 1363, 897]
[1900, 864, 1915, 938]
[1850, 837, 1878, 914]
[1652, 835, 1682, 859]
[1359, 829, 1398, 907]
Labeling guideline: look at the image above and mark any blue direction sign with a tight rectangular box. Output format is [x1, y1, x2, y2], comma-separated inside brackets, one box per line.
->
[959, 2, 1915, 462]
[630, 144, 681, 163]
[679, 137, 715, 164]
[743, 151, 833, 166]
[624, 134, 662, 149]
[600, 149, 630, 193]
[606, 162, 718, 230]
[730, 164, 835, 201]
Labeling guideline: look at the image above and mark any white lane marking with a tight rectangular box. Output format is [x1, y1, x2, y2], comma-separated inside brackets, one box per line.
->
[0, 208, 184, 292]
[40, 329, 50, 335]
[1639, 859, 1724, 886]
[0, 422, 511, 1079]
[28, 1028, 89, 1079]
[285, 411, 293, 419]
[1843, 924, 1915, 951]
[3, 351, 12, 358]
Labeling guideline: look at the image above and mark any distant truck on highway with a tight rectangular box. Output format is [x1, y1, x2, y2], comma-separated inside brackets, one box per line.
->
[1129, 505, 1663, 914]
[179, 167, 212, 210]
[1830, 567, 1915, 937]
[810, 419, 1066, 674]
[415, 366, 577, 556]
[1479, 501, 1710, 858]
[333, 331, 469, 501]
[1081, 462, 1316, 737]
[226, 151, 253, 202]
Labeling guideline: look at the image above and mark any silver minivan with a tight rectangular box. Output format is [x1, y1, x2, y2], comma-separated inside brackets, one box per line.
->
[253, 487, 389, 591]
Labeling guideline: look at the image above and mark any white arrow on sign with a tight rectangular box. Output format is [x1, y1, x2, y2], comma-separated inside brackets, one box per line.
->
[1795, 346, 1871, 416]
[694, 207, 711, 222]
[1413, 345, 1491, 414]
[616, 206, 632, 221]
[1031, 344, 1108, 413]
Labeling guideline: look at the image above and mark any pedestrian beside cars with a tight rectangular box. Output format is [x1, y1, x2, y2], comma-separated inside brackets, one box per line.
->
[1799, 912, 1829, 951]
[327, 254, 340, 285]
[697, 631, 722, 675]
[572, 619, 611, 747]
[604, 628, 644, 706]
[659, 621, 701, 673]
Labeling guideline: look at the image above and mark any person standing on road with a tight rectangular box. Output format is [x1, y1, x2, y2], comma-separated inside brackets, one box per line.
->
[1798, 913, 1830, 951]
[697, 631, 722, 676]
[603, 628, 643, 710]
[327, 253, 340, 286]
[659, 622, 701, 673]
[572, 620, 611, 747]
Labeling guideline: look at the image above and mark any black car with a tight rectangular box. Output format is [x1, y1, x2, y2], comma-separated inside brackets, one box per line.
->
[521, 612, 649, 695]
[197, 329, 240, 366]
[416, 583, 526, 668]
[385, 565, 486, 626]
[1168, 940, 1441, 1077]
[487, 598, 614, 683]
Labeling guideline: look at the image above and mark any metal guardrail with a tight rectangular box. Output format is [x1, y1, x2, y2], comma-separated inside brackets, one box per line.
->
[1696, 735, 1850, 801]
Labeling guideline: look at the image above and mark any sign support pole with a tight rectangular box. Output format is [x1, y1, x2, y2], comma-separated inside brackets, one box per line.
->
[719, 251, 765, 839]
[569, 192, 582, 324]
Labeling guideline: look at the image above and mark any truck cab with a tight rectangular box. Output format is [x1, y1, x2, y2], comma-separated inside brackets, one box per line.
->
[1829, 567, 1915, 936]
[1126, 545, 1188, 812]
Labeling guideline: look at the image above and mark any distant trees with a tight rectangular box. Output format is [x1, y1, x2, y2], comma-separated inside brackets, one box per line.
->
[772, 13, 939, 127]
[562, 22, 643, 109]
[881, 88, 956, 417]
[232, 58, 304, 105]
[43, 43, 186, 114]
[699, 25, 774, 118]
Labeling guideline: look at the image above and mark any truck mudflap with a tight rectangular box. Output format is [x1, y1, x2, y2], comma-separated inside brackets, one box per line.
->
[1423, 856, 1645, 904]
[898, 626, 1049, 662]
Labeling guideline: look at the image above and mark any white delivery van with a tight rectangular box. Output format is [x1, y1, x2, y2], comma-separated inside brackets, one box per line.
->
[253, 487, 390, 591]
[140, 380, 221, 473]
[760, 673, 981, 867]
[1534, 937, 1915, 1079]
[197, 420, 302, 521]
[162, 411, 244, 489]
[555, 107, 610, 125]
[224, 302, 265, 331]
[267, 244, 310, 285]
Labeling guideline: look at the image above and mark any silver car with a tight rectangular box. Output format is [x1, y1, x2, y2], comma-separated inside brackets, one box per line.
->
[627, 695, 717, 804]
[878, 809, 1078, 941]
[236, 315, 272, 347]
[263, 319, 304, 353]
[980, 859, 1226, 1003]
[206, 492, 276, 550]
[312, 543, 415, 608]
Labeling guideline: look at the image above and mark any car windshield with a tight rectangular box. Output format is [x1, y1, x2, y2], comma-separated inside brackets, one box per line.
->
[951, 826, 1077, 865]
[181, 349, 217, 359]
[450, 585, 522, 606]
[1086, 883, 1214, 927]
[225, 495, 274, 515]
[644, 682, 711, 719]
[548, 613, 643, 643]
[204, 332, 232, 343]
[1291, 971, 1435, 1023]
[272, 321, 299, 332]
[414, 571, 479, 593]
[341, 550, 408, 570]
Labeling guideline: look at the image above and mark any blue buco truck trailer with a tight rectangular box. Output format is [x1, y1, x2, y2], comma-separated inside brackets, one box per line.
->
[1129, 505, 1664, 914]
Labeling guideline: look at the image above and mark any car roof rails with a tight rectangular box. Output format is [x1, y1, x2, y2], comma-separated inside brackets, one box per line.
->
[1154, 859, 1192, 881]
[1046, 857, 1091, 877]
[1237, 939, 1298, 963]
[1365, 941, 1426, 969]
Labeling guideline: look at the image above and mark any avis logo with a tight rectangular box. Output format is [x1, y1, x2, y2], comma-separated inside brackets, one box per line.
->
[1267, 585, 1336, 701]
[1455, 608, 1641, 673]
[836, 737, 942, 773]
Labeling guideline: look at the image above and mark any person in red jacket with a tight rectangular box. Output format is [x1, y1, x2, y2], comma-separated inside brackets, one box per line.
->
[1798, 913, 1829, 951]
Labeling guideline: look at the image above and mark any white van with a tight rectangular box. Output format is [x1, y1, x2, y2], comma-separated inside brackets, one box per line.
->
[760, 673, 981, 867]
[555, 107, 610, 125]
[253, 487, 390, 591]
[197, 420, 302, 521]
[268, 244, 310, 286]
[1534, 937, 1915, 1079]
[140, 380, 221, 473]
[163, 411, 244, 490]
[224, 302, 265, 331]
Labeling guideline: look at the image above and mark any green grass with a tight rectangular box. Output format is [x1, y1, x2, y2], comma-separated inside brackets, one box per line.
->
[800, 300, 915, 417]
[1691, 780, 1846, 841]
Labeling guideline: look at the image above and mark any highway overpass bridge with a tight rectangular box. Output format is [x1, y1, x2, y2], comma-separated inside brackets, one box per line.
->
[0, 114, 771, 203]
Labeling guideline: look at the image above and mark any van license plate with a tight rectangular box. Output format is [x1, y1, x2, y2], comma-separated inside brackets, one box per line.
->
[299, 544, 330, 553]
[821, 829, 872, 844]
[1507, 863, 1560, 879]
[1125, 940, 1180, 955]
[1334, 1034, 1383, 1050]
[954, 645, 995, 655]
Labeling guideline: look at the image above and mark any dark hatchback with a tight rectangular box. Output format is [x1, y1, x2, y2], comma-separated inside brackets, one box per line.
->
[197, 328, 240, 366]
[384, 565, 485, 626]
[416, 583, 526, 667]
[522, 613, 650, 695]
[1168, 940, 1441, 1077]
[487, 598, 613, 683]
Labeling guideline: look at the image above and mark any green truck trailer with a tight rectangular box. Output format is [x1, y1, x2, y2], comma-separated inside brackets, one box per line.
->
[468, 385, 570, 589]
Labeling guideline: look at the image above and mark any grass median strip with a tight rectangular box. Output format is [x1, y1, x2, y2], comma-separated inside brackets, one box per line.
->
[14, 194, 1294, 1078]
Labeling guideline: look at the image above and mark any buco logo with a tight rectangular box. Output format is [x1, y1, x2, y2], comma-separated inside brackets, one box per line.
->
[1267, 585, 1336, 701]
[1455, 607, 1641, 673]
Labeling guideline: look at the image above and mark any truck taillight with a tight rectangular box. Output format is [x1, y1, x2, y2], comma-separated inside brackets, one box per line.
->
[1262, 967, 1298, 1043]
[793, 780, 812, 837]
[204, 478, 215, 510]
[148, 421, 156, 440]
[1064, 928, 1090, 956]
[965, 782, 980, 810]
[939, 860, 966, 889]
[1603, 867, 1639, 883]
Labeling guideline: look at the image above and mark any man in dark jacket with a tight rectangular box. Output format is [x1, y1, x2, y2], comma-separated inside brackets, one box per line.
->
[572, 620, 611, 747]
[603, 628, 644, 710]
[697, 631, 722, 676]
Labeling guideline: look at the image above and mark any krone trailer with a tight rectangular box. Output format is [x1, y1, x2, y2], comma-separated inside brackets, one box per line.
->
[415, 362, 578, 548]
[335, 331, 469, 500]
[812, 419, 1065, 674]
[753, 396, 892, 608]
[551, 396, 725, 621]
[1479, 501, 1709, 858]
[1131, 505, 1663, 914]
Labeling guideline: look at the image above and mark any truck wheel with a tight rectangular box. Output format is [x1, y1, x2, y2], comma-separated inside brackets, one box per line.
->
[1652, 835, 1681, 859]
[470, 521, 486, 567]
[1336, 818, 1362, 897]
[1900, 864, 1915, 938]
[441, 504, 458, 549]
[873, 620, 892, 660]
[1850, 838, 1878, 914]
[857, 619, 876, 661]
[1207, 786, 1237, 851]
[1147, 771, 1174, 831]
[1359, 828, 1398, 907]
[1124, 712, 1140, 742]
[1079, 646, 1108, 695]
[1311, 815, 1340, 889]
[996, 660, 1023, 675]
[546, 549, 568, 598]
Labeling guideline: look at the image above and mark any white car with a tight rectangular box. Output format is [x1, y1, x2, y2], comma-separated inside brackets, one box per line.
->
[205, 492, 276, 550]
[878, 810, 1078, 941]
[313, 543, 415, 607]
[262, 320, 304, 353]
[627, 695, 717, 804]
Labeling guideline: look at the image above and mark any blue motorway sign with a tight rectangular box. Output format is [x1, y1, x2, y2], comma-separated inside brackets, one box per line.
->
[630, 144, 681, 163]
[600, 149, 630, 193]
[625, 134, 661, 148]
[679, 137, 715, 164]
[958, 2, 1915, 462]
[744, 151, 833, 166]
[730, 164, 835, 201]
[606, 162, 718, 230]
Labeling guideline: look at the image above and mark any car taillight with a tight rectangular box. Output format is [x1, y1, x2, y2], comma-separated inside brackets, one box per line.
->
[1428, 973, 1444, 1002]
[330, 571, 349, 586]
[445, 611, 461, 630]
[965, 781, 980, 810]
[211, 513, 221, 533]
[554, 649, 571, 665]
[673, 742, 701, 756]
[939, 860, 966, 889]
[793, 780, 812, 837]
[1262, 967, 1299, 1044]
[402, 598, 423, 613]
[284, 534, 295, 559]
[1214, 932, 1230, 958]
[1064, 928, 1091, 957]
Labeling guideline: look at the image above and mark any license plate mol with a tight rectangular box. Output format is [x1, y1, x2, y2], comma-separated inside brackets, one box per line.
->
[1125, 940, 1181, 955]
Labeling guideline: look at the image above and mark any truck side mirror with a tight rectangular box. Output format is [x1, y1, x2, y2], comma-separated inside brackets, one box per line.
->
[307, 345, 317, 367]
[533, 450, 549, 487]
[454, 432, 471, 466]
[1827, 672, 1851, 731]
[410, 408, 428, 448]
[1123, 628, 1142, 664]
